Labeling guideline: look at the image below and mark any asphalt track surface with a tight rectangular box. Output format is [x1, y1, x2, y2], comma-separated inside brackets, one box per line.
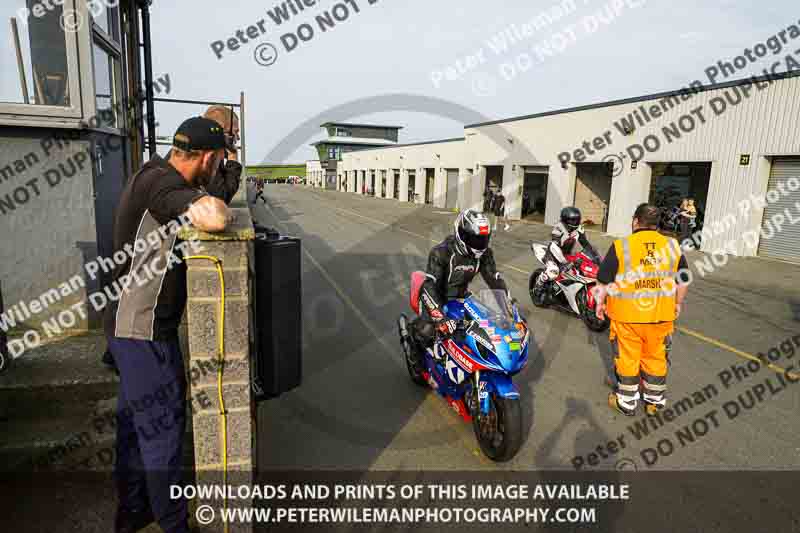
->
[252, 185, 800, 472]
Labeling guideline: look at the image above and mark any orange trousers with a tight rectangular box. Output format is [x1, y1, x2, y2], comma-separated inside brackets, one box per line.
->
[609, 321, 673, 408]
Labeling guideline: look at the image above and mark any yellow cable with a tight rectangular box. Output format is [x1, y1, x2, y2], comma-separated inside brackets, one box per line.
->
[185, 255, 228, 533]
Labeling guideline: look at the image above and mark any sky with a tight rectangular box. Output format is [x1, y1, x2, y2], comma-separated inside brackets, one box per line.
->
[145, 0, 799, 164]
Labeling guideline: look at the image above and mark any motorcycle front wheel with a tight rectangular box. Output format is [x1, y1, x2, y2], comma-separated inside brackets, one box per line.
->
[473, 394, 523, 462]
[403, 340, 428, 387]
[577, 287, 610, 332]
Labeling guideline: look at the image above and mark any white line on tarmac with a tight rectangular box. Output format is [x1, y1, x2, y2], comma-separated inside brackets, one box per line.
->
[258, 198, 493, 464]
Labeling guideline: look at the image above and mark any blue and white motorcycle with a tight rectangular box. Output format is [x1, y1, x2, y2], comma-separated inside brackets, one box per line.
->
[398, 273, 529, 462]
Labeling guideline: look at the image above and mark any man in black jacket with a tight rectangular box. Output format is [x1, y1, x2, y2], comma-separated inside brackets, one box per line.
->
[409, 209, 509, 358]
[105, 117, 231, 533]
[103, 106, 242, 375]
[202, 105, 242, 204]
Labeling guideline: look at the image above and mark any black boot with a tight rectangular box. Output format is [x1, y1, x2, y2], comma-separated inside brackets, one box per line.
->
[398, 315, 422, 368]
[533, 279, 548, 307]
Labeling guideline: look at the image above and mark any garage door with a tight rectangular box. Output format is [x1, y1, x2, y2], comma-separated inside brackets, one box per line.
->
[759, 158, 800, 262]
[574, 163, 612, 231]
[446, 169, 459, 209]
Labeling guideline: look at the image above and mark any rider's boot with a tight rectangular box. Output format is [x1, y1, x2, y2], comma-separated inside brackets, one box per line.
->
[398, 314, 424, 369]
[533, 275, 549, 306]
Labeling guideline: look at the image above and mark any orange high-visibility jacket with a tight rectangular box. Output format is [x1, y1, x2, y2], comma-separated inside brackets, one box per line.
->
[606, 230, 681, 323]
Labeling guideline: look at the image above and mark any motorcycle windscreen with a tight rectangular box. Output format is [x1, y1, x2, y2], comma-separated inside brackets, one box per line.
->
[464, 289, 513, 323]
[465, 290, 525, 372]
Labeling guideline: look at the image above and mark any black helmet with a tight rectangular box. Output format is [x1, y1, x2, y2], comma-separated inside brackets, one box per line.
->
[454, 209, 491, 258]
[560, 206, 582, 231]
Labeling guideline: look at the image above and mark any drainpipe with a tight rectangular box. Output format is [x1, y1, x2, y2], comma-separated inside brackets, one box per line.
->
[137, 0, 157, 157]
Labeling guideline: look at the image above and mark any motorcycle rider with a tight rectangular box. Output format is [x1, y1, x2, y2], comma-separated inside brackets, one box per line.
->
[533, 206, 600, 306]
[407, 209, 510, 363]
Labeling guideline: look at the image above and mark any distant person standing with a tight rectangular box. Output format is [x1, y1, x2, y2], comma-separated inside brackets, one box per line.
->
[254, 179, 266, 204]
[678, 198, 697, 242]
[493, 191, 506, 217]
[483, 189, 494, 212]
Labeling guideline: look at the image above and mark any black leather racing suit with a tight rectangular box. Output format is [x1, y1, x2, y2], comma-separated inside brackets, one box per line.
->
[412, 235, 508, 344]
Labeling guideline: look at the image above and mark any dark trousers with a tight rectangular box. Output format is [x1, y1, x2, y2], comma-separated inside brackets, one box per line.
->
[108, 336, 189, 533]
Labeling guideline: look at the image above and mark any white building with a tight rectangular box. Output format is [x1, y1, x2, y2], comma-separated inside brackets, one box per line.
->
[306, 160, 324, 188]
[333, 72, 800, 262]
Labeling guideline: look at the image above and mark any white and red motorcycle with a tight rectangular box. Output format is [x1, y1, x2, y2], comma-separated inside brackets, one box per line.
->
[528, 243, 610, 332]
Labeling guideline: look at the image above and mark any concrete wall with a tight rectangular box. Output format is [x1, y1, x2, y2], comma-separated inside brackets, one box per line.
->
[0, 131, 97, 331]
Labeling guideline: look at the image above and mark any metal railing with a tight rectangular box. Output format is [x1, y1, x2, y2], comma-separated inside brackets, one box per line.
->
[148, 94, 246, 167]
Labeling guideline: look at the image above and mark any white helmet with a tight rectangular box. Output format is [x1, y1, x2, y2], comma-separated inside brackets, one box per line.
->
[454, 209, 491, 258]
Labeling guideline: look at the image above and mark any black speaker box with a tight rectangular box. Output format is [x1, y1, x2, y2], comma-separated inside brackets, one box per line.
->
[253, 233, 302, 398]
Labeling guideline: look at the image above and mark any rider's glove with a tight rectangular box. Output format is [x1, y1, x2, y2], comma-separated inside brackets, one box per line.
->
[436, 319, 458, 336]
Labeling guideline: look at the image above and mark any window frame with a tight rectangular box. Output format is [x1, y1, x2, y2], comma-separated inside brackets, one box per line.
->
[90, 6, 125, 133]
[0, 0, 126, 131]
[0, 0, 89, 124]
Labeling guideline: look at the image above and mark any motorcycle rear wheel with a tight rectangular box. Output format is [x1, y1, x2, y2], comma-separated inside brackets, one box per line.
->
[577, 288, 610, 332]
[473, 394, 523, 462]
[529, 269, 548, 308]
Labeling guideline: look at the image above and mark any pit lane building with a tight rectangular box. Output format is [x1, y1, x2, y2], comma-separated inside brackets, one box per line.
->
[330, 71, 800, 263]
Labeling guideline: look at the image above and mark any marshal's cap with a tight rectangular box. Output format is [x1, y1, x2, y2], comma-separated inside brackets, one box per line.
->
[172, 116, 226, 152]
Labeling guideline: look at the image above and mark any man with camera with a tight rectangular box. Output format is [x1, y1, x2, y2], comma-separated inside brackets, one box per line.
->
[105, 117, 232, 533]
[103, 105, 242, 374]
[202, 105, 242, 204]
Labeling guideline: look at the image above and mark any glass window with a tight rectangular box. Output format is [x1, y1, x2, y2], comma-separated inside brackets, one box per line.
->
[92, 38, 121, 127]
[335, 128, 351, 137]
[91, 4, 120, 42]
[1, 1, 72, 106]
[93, 6, 110, 36]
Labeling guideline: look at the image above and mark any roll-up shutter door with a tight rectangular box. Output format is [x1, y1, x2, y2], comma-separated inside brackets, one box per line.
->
[758, 158, 800, 262]
[446, 169, 459, 209]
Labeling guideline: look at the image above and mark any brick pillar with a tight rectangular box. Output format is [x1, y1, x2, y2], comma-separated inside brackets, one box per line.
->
[180, 208, 255, 533]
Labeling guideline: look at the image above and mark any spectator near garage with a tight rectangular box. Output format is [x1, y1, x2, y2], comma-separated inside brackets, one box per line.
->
[104, 117, 231, 533]
[493, 191, 506, 218]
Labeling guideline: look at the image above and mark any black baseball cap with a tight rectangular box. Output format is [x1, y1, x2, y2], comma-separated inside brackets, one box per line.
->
[172, 117, 226, 152]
